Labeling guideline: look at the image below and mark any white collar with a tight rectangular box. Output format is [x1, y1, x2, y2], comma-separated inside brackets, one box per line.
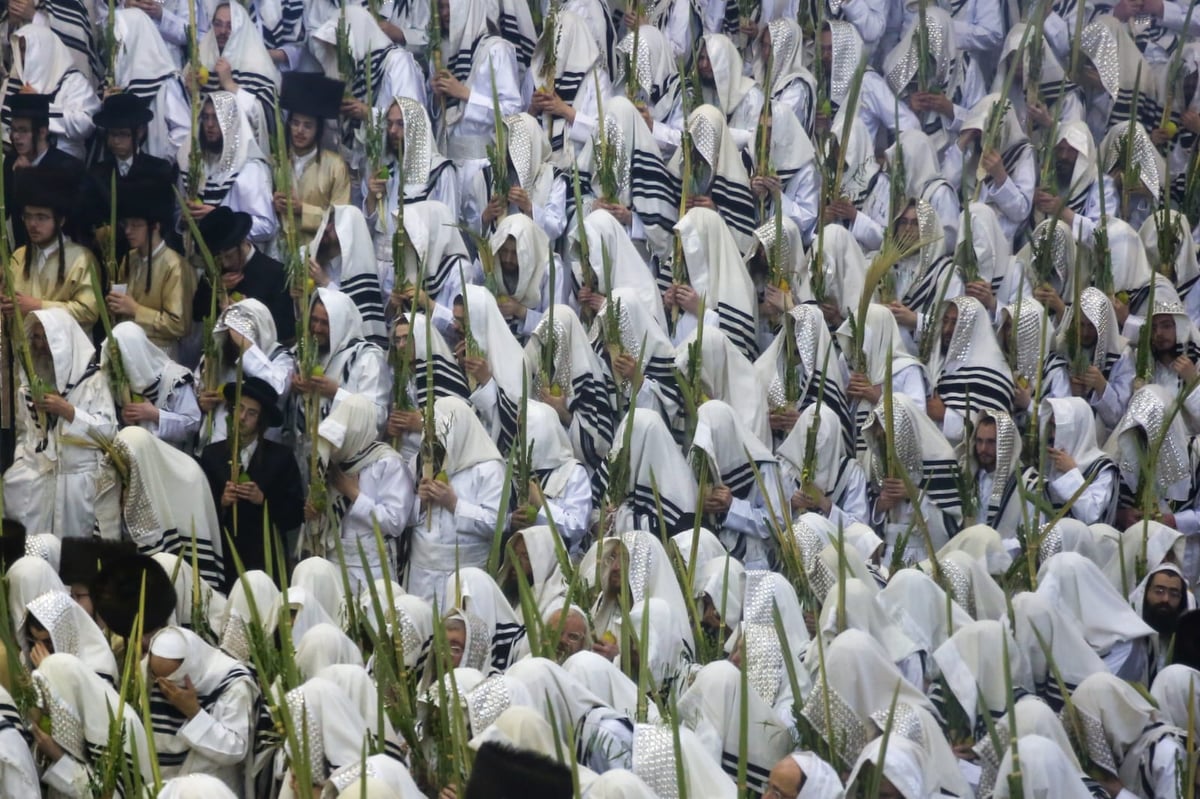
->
[35, 240, 61, 263]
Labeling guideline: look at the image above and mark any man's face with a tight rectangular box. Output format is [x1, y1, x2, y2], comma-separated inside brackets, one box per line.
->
[697, 43, 714, 83]
[10, 118, 40, 158]
[1082, 318, 1098, 349]
[218, 243, 247, 274]
[237, 396, 263, 439]
[550, 610, 588, 661]
[974, 420, 997, 472]
[200, 102, 223, 151]
[940, 303, 959, 355]
[27, 623, 52, 654]
[498, 238, 519, 276]
[1054, 139, 1078, 168]
[310, 301, 331, 350]
[894, 206, 920, 247]
[22, 206, 58, 248]
[70, 583, 94, 617]
[148, 654, 185, 682]
[107, 128, 136, 161]
[819, 30, 832, 71]
[763, 757, 804, 799]
[438, 0, 450, 34]
[393, 320, 411, 352]
[1143, 571, 1186, 635]
[511, 534, 532, 578]
[1152, 314, 1179, 357]
[386, 104, 405, 151]
[29, 321, 48, 358]
[602, 545, 623, 597]
[1078, 59, 1103, 91]
[122, 218, 151, 252]
[446, 620, 466, 668]
[288, 113, 318, 152]
[700, 594, 723, 633]
[213, 5, 233, 51]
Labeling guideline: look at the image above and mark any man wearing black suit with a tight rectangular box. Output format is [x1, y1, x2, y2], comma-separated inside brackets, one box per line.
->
[199, 377, 304, 590]
[3, 94, 84, 249]
[191, 206, 297, 343]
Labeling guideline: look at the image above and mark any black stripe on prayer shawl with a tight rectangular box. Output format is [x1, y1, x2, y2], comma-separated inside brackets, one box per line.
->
[84, 740, 145, 799]
[47, 0, 102, 80]
[490, 622, 527, 671]
[986, 471, 1021, 529]
[901, 256, 956, 315]
[799, 372, 855, 453]
[1, 71, 73, 129]
[569, 371, 616, 462]
[414, 353, 472, 404]
[716, 301, 760, 362]
[0, 699, 28, 746]
[124, 74, 177, 100]
[448, 33, 485, 81]
[263, 0, 306, 49]
[590, 460, 693, 532]
[342, 272, 388, 347]
[203, 71, 277, 108]
[496, 383, 521, 454]
[936, 367, 1014, 415]
[652, 72, 681, 109]
[632, 153, 679, 214]
[557, 69, 587, 104]
[149, 665, 253, 744]
[645, 355, 685, 414]
[720, 752, 772, 795]
[721, 460, 760, 499]
[922, 457, 964, 522]
[709, 175, 759, 243]
[140, 527, 224, 588]
[500, 15, 535, 68]
[352, 47, 397, 104]
[721, 0, 742, 35]
[402, 160, 457, 206]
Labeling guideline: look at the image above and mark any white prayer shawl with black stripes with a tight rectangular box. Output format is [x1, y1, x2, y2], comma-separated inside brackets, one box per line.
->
[103, 321, 195, 415]
[673, 206, 760, 361]
[674, 324, 772, 446]
[575, 95, 678, 257]
[614, 25, 682, 125]
[761, 20, 817, 134]
[868, 394, 965, 529]
[524, 304, 616, 467]
[254, 0, 305, 49]
[462, 284, 530, 449]
[34, 0, 101, 87]
[198, 2, 281, 111]
[530, 11, 602, 158]
[883, 7, 965, 149]
[113, 9, 189, 161]
[176, 90, 266, 207]
[595, 408, 697, 534]
[145, 628, 255, 775]
[929, 296, 1015, 421]
[1079, 18, 1161, 135]
[1, 24, 97, 155]
[571, 208, 667, 328]
[311, 205, 387, 347]
[398, 199, 470, 303]
[112, 427, 225, 586]
[604, 286, 683, 428]
[445, 567, 528, 672]
[667, 106, 759, 253]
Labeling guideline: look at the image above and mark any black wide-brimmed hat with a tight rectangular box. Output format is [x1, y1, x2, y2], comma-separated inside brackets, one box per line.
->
[90, 553, 177, 638]
[59, 537, 137, 586]
[14, 166, 79, 214]
[280, 71, 345, 120]
[93, 93, 154, 129]
[222, 376, 284, 429]
[116, 176, 174, 226]
[196, 205, 252, 253]
[8, 93, 51, 121]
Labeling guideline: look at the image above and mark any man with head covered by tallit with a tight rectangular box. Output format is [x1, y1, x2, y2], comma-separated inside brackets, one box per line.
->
[103, 321, 200, 449]
[304, 394, 413, 592]
[306, 206, 387, 347]
[3, 308, 116, 539]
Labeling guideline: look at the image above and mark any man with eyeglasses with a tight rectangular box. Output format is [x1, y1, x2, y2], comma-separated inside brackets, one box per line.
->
[105, 177, 193, 359]
[2, 94, 84, 251]
[1138, 563, 1194, 682]
[199, 377, 304, 590]
[761, 751, 845, 799]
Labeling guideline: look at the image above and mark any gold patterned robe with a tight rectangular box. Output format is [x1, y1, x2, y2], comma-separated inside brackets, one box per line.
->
[294, 149, 351, 237]
[8, 240, 99, 327]
[123, 242, 195, 357]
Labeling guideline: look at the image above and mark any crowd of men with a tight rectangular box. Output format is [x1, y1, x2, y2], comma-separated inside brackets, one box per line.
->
[0, 0, 1199, 794]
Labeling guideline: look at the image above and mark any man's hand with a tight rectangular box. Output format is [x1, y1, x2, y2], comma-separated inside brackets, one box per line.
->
[674, 285, 701, 316]
[340, 98, 369, 121]
[308, 257, 330, 288]
[594, 200, 633, 226]
[539, 387, 571, 424]
[309, 374, 340, 399]
[926, 394, 946, 422]
[530, 90, 574, 122]
[482, 196, 506, 225]
[1034, 188, 1065, 217]
[186, 201, 217, 221]
[31, 724, 64, 763]
[507, 186, 533, 215]
[329, 466, 360, 502]
[107, 290, 138, 317]
[769, 408, 800, 433]
[1026, 100, 1053, 129]
[30, 641, 50, 668]
[234, 480, 265, 505]
[875, 477, 907, 511]
[497, 295, 528, 321]
[763, 284, 791, 316]
[128, 0, 163, 19]
[37, 393, 74, 423]
[1032, 285, 1066, 317]
[825, 198, 858, 223]
[1046, 446, 1077, 473]
[221, 481, 240, 508]
[685, 195, 716, 210]
[197, 389, 224, 413]
[214, 57, 237, 92]
[418, 477, 458, 511]
[273, 189, 303, 217]
[1080, 365, 1108, 394]
[1172, 355, 1199, 383]
[510, 503, 538, 530]
[156, 675, 202, 719]
[121, 402, 160, 425]
[909, 91, 953, 117]
[386, 409, 423, 437]
[592, 635, 619, 660]
[981, 149, 1007, 184]
[703, 485, 733, 515]
[432, 69, 470, 101]
[888, 301, 917, 330]
[847, 372, 881, 404]
[462, 353, 493, 387]
[1182, 110, 1200, 135]
[612, 352, 642, 384]
[964, 280, 996, 312]
[750, 175, 782, 199]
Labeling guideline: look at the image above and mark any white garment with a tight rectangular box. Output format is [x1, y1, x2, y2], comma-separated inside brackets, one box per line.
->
[5, 25, 99, 158]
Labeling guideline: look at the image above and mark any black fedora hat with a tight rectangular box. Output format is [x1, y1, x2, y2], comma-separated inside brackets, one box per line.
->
[222, 376, 284, 429]
[14, 166, 79, 214]
[116, 176, 174, 226]
[280, 72, 345, 120]
[196, 205, 252, 254]
[93, 93, 154, 129]
[90, 553, 177, 638]
[59, 537, 137, 587]
[8, 93, 50, 121]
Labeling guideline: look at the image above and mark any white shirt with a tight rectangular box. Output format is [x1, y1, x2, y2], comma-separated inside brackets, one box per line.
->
[340, 457, 416, 592]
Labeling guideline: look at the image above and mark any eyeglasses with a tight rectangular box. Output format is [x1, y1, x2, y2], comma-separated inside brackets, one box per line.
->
[762, 786, 798, 799]
[1149, 585, 1184, 601]
[22, 212, 54, 224]
[561, 632, 585, 644]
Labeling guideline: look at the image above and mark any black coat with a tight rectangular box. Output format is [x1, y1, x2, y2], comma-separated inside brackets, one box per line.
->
[193, 249, 297, 344]
[4, 148, 85, 249]
[199, 436, 304, 592]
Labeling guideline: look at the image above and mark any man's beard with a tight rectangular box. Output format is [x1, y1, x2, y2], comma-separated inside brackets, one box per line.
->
[1144, 601, 1183, 636]
[33, 353, 56, 390]
[202, 135, 223, 155]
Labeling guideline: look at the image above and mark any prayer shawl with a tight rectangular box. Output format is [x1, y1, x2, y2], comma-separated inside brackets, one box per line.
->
[1054, 121, 1101, 214]
[317, 392, 402, 528]
[737, 570, 811, 711]
[967, 409, 1025, 531]
[959, 92, 1033, 203]
[1079, 17, 1160, 132]
[674, 206, 760, 360]
[576, 96, 677, 257]
[930, 620, 1035, 741]
[199, 2, 281, 110]
[692, 399, 778, 552]
[756, 303, 853, 448]
[1106, 384, 1194, 507]
[606, 286, 682, 424]
[410, 311, 471, 406]
[572, 208, 666, 327]
[1038, 396, 1119, 519]
[674, 325, 771, 445]
[218, 571, 280, 663]
[878, 569, 972, 658]
[32, 653, 154, 791]
[594, 408, 697, 533]
[490, 212, 551, 310]
[146, 627, 254, 770]
[928, 296, 1015, 417]
[973, 696, 1094, 797]
[614, 25, 681, 124]
[846, 737, 931, 799]
[1036, 552, 1154, 655]
[777, 403, 860, 512]
[1141, 210, 1200, 303]
[314, 286, 381, 419]
[992, 735, 1096, 799]
[631, 724, 737, 798]
[805, 224, 868, 320]
[2, 23, 92, 134]
[177, 90, 267, 207]
[462, 283, 529, 447]
[866, 394, 964, 527]
[529, 11, 603, 156]
[668, 106, 758, 252]
[1004, 297, 1068, 395]
[316, 664, 405, 761]
[444, 568, 528, 672]
[398, 201, 468, 301]
[523, 304, 616, 465]
[963, 202, 1012, 293]
[23, 591, 118, 682]
[997, 23, 1079, 114]
[495, 112, 559, 225]
[1101, 123, 1165, 213]
[114, 8, 186, 160]
[282, 677, 372, 784]
[1005, 593, 1106, 712]
[103, 321, 194, 413]
[311, 205, 387, 346]
[762, 19, 817, 132]
[884, 7, 966, 147]
[825, 21, 866, 112]
[701, 33, 757, 124]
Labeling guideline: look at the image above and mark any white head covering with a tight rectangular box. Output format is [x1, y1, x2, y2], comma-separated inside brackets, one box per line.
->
[631, 722, 737, 798]
[602, 409, 698, 533]
[574, 208, 665, 327]
[24, 590, 118, 681]
[296, 623, 364, 679]
[696, 555, 745, 632]
[814, 578, 919, 671]
[1036, 552, 1155, 654]
[932, 620, 1034, 732]
[992, 734, 1093, 799]
[973, 695, 1084, 796]
[113, 8, 181, 159]
[526, 400, 580, 500]
[463, 284, 529, 401]
[30, 308, 96, 394]
[218, 570, 280, 662]
[1150, 664, 1200, 730]
[292, 557, 348, 630]
[845, 736, 932, 799]
[157, 774, 239, 799]
[1071, 671, 1166, 778]
[324, 753, 425, 799]
[808, 225, 869, 320]
[776, 403, 852, 501]
[112, 427, 224, 586]
[105, 321, 193, 409]
[878, 569, 972, 657]
[793, 751, 845, 798]
[693, 398, 775, 493]
[32, 653, 153, 785]
[435, 396, 505, 475]
[1005, 591, 1106, 703]
[491, 213, 551, 310]
[509, 525, 568, 618]
[214, 297, 281, 357]
[312, 205, 387, 346]
[928, 295, 1014, 416]
[9, 24, 78, 95]
[836, 303, 924, 386]
[702, 34, 756, 116]
[444, 566, 527, 672]
[316, 663, 404, 760]
[286, 586, 337, 641]
[1141, 210, 1200, 297]
[1106, 384, 1194, 504]
[737, 569, 812, 708]
[199, 1, 281, 97]
[562, 649, 659, 721]
[283, 677, 373, 783]
[583, 770, 657, 798]
[177, 90, 268, 205]
[676, 659, 794, 796]
[1040, 396, 1112, 477]
[614, 25, 680, 123]
[962, 202, 1012, 290]
[675, 325, 771, 445]
[674, 207, 760, 359]
[504, 657, 609, 749]
[6, 556, 67, 631]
